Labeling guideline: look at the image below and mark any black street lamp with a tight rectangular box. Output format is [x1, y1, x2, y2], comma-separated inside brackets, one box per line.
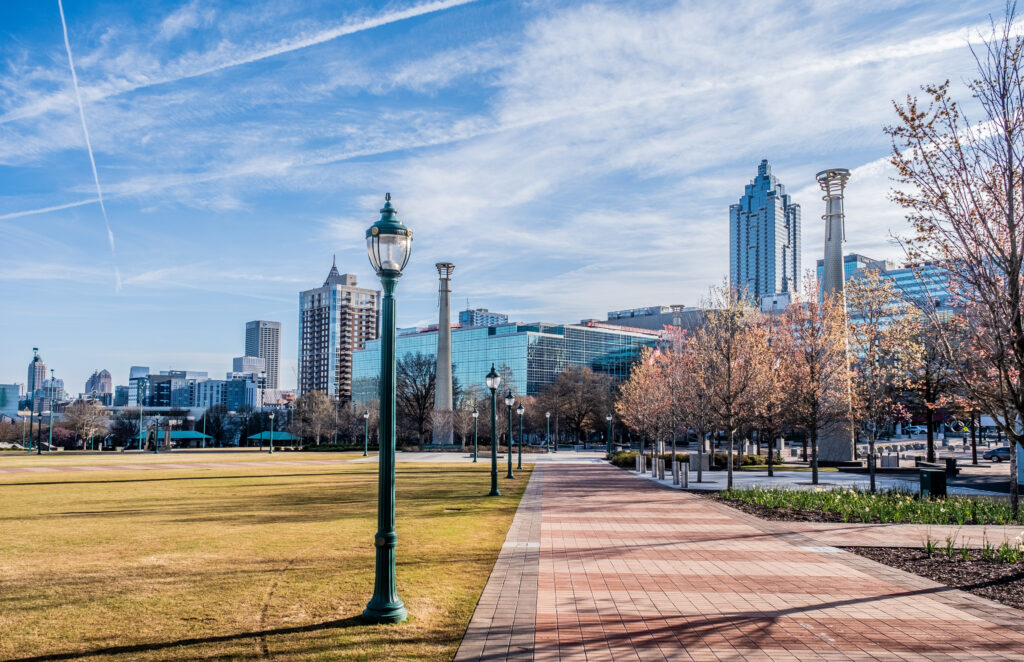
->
[504, 391, 515, 479]
[516, 403, 525, 470]
[362, 192, 412, 625]
[486, 365, 501, 496]
[363, 410, 370, 457]
[472, 409, 479, 462]
[545, 411, 551, 454]
[606, 413, 613, 455]
[268, 412, 275, 454]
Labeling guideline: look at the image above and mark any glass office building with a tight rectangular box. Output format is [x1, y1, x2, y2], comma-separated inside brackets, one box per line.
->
[351, 322, 660, 404]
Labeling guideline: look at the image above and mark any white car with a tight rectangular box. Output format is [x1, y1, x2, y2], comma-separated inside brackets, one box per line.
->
[904, 425, 928, 435]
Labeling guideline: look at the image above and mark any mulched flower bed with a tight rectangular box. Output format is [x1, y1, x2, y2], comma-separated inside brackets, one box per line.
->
[705, 492, 859, 523]
[845, 546, 1024, 611]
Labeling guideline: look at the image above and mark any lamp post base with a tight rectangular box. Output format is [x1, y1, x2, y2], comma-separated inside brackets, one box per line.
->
[362, 603, 407, 624]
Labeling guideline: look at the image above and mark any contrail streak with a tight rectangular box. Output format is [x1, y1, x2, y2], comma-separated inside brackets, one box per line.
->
[0, 197, 98, 220]
[57, 0, 120, 291]
[1, 0, 477, 126]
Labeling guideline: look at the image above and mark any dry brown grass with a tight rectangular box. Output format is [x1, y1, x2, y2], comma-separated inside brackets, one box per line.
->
[0, 459, 530, 661]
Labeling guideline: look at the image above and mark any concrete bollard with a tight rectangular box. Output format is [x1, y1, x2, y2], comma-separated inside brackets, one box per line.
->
[682, 464, 689, 488]
[636, 454, 642, 472]
[658, 458, 665, 480]
[672, 459, 680, 485]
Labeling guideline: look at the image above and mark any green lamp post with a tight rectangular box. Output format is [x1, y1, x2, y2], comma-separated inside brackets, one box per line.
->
[268, 411, 275, 454]
[46, 369, 55, 452]
[486, 366, 501, 496]
[606, 413, 613, 455]
[504, 391, 515, 479]
[545, 411, 551, 454]
[363, 410, 370, 456]
[362, 192, 412, 625]
[472, 409, 479, 462]
[516, 403, 524, 470]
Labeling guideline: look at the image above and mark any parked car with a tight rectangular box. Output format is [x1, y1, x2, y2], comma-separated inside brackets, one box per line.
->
[904, 425, 928, 435]
[983, 447, 1012, 462]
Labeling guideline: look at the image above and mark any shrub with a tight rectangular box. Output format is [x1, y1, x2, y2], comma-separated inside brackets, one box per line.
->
[719, 486, 1017, 526]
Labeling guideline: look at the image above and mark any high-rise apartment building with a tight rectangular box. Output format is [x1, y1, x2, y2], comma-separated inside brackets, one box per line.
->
[85, 369, 113, 396]
[245, 320, 281, 390]
[298, 259, 380, 400]
[459, 308, 508, 327]
[729, 160, 801, 302]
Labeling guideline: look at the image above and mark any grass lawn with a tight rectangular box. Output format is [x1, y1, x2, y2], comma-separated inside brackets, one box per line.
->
[0, 459, 530, 661]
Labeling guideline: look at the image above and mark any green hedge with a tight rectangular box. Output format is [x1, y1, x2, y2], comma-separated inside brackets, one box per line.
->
[609, 450, 774, 470]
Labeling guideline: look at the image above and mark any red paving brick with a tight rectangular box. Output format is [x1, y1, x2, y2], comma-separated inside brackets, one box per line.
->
[460, 464, 1024, 660]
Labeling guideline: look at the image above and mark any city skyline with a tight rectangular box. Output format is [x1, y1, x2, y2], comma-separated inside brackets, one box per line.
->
[0, 0, 1001, 391]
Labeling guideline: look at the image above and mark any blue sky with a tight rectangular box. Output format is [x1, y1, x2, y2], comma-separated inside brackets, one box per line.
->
[0, 0, 1003, 392]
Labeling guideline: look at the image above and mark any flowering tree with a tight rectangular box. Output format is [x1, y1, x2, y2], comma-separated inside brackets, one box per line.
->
[689, 283, 769, 489]
[616, 347, 671, 465]
[845, 269, 918, 490]
[779, 286, 852, 485]
[887, 7, 1024, 515]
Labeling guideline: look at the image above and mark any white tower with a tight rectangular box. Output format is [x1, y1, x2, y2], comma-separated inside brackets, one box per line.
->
[816, 168, 855, 463]
[817, 168, 851, 297]
[433, 263, 455, 446]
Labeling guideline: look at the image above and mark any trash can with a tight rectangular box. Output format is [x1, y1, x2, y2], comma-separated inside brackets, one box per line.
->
[945, 457, 958, 477]
[920, 468, 946, 498]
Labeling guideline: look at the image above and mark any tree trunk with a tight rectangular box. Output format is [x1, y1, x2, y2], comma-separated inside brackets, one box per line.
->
[970, 413, 978, 465]
[727, 428, 734, 490]
[926, 417, 935, 463]
[1011, 437, 1019, 521]
[768, 435, 774, 477]
[811, 430, 819, 485]
[868, 432, 876, 494]
[696, 428, 704, 483]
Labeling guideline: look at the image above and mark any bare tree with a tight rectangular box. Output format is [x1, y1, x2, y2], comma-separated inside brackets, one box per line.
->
[888, 5, 1024, 516]
[63, 400, 109, 449]
[396, 352, 435, 449]
[291, 390, 334, 445]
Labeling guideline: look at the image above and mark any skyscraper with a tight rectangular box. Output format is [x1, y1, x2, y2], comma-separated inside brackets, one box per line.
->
[85, 369, 113, 396]
[298, 258, 380, 400]
[729, 159, 801, 302]
[245, 320, 281, 390]
[26, 348, 46, 395]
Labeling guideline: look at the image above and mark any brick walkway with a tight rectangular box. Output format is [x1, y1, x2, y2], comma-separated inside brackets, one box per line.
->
[459, 464, 1024, 660]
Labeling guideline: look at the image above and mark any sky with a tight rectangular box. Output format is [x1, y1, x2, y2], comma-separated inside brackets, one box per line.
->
[0, 0, 1006, 393]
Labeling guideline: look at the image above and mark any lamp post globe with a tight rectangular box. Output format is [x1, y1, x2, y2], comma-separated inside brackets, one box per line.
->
[268, 412, 275, 454]
[485, 365, 501, 496]
[504, 391, 515, 479]
[472, 409, 479, 463]
[362, 409, 370, 457]
[363, 192, 411, 625]
[605, 413, 613, 455]
[545, 411, 551, 454]
[516, 403, 525, 470]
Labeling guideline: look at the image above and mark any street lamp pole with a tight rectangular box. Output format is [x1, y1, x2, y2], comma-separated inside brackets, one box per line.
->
[545, 411, 551, 454]
[268, 412, 275, 454]
[516, 403, 524, 470]
[486, 366, 501, 496]
[363, 410, 370, 456]
[138, 406, 144, 451]
[47, 369, 55, 452]
[504, 391, 515, 479]
[472, 409, 479, 462]
[606, 413, 613, 455]
[362, 192, 411, 625]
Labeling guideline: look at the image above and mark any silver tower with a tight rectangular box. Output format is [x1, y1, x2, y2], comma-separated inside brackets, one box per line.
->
[817, 168, 851, 297]
[433, 263, 455, 446]
[816, 168, 855, 463]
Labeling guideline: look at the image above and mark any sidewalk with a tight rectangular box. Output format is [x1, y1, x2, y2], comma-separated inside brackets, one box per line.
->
[457, 463, 1024, 661]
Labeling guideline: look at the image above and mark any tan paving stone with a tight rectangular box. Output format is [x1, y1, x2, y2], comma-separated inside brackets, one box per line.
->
[457, 464, 1024, 660]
